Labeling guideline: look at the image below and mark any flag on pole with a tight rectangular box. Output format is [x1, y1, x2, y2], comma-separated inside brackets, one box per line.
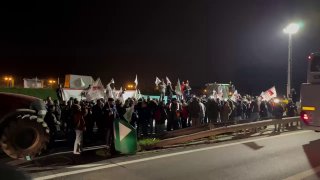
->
[212, 90, 217, 99]
[106, 81, 114, 99]
[86, 78, 105, 101]
[134, 75, 138, 88]
[175, 78, 182, 96]
[123, 106, 134, 122]
[230, 90, 240, 102]
[155, 77, 161, 86]
[217, 86, 223, 100]
[166, 76, 171, 84]
[261, 86, 277, 101]
[110, 78, 115, 84]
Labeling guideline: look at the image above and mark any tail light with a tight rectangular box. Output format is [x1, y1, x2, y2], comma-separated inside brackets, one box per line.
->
[300, 111, 311, 125]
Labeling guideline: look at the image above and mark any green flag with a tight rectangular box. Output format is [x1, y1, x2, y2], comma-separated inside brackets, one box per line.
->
[114, 119, 137, 154]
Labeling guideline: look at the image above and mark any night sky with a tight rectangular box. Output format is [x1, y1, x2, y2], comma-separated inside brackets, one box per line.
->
[1, 0, 320, 95]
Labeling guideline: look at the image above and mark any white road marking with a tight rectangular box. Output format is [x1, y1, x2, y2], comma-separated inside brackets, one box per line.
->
[34, 130, 310, 180]
[283, 165, 320, 180]
[66, 163, 106, 169]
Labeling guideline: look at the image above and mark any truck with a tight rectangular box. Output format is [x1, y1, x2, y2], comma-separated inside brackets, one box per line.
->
[0, 92, 49, 159]
[300, 52, 320, 131]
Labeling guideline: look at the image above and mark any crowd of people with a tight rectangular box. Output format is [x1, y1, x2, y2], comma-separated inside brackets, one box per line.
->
[43, 85, 299, 155]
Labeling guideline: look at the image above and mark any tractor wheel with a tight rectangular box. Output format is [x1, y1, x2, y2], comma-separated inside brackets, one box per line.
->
[0, 114, 50, 159]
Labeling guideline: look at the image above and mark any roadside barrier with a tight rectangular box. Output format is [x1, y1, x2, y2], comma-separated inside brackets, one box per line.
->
[154, 117, 300, 147]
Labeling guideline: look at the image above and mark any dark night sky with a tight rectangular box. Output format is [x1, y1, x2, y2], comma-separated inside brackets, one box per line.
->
[1, 0, 320, 95]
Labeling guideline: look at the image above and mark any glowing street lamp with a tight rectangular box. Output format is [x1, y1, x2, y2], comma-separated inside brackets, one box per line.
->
[283, 23, 300, 97]
[127, 84, 135, 89]
[48, 79, 56, 88]
[3, 76, 14, 87]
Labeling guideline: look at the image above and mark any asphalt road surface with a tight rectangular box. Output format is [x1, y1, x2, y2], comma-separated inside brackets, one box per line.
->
[8, 129, 320, 180]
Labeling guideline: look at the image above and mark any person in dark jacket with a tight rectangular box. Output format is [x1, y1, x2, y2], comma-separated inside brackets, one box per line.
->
[286, 99, 298, 127]
[72, 99, 86, 154]
[205, 98, 219, 125]
[188, 97, 201, 127]
[259, 101, 268, 120]
[154, 101, 167, 134]
[235, 100, 243, 122]
[220, 101, 231, 124]
[137, 100, 151, 137]
[92, 99, 104, 140]
[103, 98, 118, 153]
[180, 100, 189, 128]
[168, 98, 181, 130]
[44, 105, 60, 148]
[250, 98, 260, 122]
[53, 100, 62, 123]
[272, 99, 284, 132]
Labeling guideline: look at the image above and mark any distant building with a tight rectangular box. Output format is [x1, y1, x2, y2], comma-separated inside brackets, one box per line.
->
[23, 78, 44, 88]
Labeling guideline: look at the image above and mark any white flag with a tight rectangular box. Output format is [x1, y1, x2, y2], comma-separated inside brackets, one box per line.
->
[155, 77, 161, 86]
[132, 89, 141, 100]
[230, 90, 240, 102]
[123, 106, 135, 122]
[134, 75, 138, 88]
[110, 78, 115, 84]
[86, 78, 105, 101]
[261, 86, 277, 101]
[175, 79, 182, 96]
[166, 76, 171, 84]
[217, 86, 223, 100]
[212, 90, 217, 100]
[105, 81, 114, 99]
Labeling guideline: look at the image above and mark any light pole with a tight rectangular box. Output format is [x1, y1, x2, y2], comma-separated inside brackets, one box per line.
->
[283, 23, 300, 98]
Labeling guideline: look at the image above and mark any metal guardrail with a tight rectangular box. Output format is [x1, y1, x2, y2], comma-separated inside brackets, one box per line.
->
[154, 117, 300, 148]
[161, 124, 211, 139]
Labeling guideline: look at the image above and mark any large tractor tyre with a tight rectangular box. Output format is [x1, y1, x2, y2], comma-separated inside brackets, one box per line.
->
[0, 114, 50, 159]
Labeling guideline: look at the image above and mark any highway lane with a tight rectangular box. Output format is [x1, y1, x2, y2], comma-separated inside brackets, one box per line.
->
[28, 130, 320, 180]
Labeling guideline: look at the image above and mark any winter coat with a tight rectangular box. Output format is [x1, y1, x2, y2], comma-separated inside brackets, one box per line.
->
[188, 100, 201, 118]
[72, 104, 86, 131]
[206, 100, 219, 120]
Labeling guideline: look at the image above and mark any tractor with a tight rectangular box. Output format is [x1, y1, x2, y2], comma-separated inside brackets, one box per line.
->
[0, 92, 49, 159]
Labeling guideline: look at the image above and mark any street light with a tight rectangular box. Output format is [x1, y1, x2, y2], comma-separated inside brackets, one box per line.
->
[48, 79, 56, 88]
[283, 23, 300, 98]
[3, 76, 14, 87]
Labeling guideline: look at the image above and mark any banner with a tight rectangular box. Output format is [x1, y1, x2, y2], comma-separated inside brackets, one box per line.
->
[261, 86, 277, 101]
[23, 78, 43, 88]
[62, 89, 85, 101]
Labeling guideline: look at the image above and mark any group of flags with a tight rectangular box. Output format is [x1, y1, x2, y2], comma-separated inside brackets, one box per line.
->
[155, 76, 183, 96]
[86, 75, 139, 101]
[86, 74, 278, 104]
[210, 86, 277, 103]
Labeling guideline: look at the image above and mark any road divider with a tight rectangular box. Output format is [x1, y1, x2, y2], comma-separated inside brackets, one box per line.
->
[154, 117, 300, 148]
